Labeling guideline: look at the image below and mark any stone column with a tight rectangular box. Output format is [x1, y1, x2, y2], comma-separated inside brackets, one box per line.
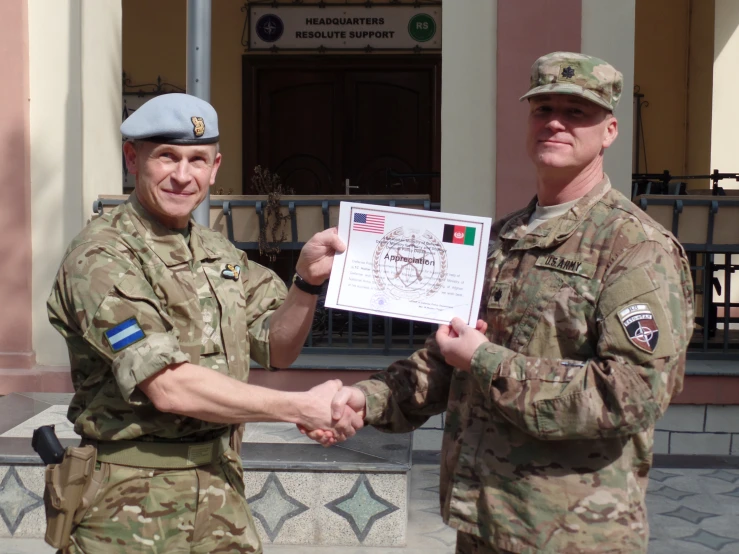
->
[29, 0, 123, 369]
[495, 0, 582, 218]
[29, 0, 84, 367]
[0, 0, 34, 370]
[82, 0, 123, 215]
[581, 0, 636, 197]
[440, 0, 497, 218]
[711, 0, 739, 182]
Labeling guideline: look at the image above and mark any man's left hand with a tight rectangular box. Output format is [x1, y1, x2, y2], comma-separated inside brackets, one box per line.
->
[295, 228, 346, 285]
[436, 318, 489, 371]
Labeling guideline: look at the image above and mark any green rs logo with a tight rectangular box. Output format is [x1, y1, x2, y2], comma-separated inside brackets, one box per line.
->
[408, 13, 436, 42]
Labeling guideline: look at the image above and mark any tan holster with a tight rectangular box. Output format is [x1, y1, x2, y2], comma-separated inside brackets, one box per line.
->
[42, 445, 103, 549]
[230, 423, 245, 453]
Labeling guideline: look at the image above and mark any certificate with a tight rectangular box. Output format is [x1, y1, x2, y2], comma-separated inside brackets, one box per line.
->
[325, 202, 492, 325]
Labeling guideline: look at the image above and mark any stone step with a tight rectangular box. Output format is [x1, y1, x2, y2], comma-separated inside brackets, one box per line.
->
[0, 393, 411, 548]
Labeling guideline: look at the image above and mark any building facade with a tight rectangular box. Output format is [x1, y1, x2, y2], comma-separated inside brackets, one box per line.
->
[1, 0, 737, 428]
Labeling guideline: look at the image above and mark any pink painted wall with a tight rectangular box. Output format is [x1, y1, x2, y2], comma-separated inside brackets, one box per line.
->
[0, 0, 34, 368]
[495, 0, 582, 217]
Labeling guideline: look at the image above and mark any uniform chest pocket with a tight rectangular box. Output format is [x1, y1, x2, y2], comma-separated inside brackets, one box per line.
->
[202, 264, 249, 361]
[515, 269, 596, 358]
[505, 272, 566, 351]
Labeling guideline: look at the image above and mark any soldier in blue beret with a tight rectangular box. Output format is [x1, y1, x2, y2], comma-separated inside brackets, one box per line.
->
[46, 93, 361, 552]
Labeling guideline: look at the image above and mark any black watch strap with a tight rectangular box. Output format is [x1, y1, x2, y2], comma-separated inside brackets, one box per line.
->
[292, 273, 325, 295]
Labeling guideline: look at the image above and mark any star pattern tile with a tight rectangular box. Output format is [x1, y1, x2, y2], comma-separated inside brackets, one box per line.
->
[719, 486, 739, 499]
[649, 469, 680, 483]
[681, 529, 738, 552]
[649, 485, 697, 501]
[659, 506, 720, 525]
[420, 504, 442, 515]
[326, 474, 398, 542]
[246, 473, 308, 542]
[0, 467, 44, 535]
[702, 470, 739, 484]
[426, 524, 457, 547]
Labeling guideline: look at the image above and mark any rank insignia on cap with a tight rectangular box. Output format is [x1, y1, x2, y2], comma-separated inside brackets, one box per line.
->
[618, 303, 659, 353]
[222, 263, 241, 280]
[560, 66, 575, 80]
[104, 318, 145, 352]
[191, 116, 205, 138]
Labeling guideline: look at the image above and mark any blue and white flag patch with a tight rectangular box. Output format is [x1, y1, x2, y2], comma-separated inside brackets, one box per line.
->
[104, 318, 145, 352]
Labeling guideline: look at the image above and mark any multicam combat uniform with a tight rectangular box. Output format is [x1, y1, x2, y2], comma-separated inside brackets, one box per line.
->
[355, 177, 694, 553]
[47, 193, 286, 553]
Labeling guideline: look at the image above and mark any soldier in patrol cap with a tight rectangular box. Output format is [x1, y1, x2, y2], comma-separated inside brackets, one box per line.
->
[46, 93, 361, 553]
[307, 52, 694, 553]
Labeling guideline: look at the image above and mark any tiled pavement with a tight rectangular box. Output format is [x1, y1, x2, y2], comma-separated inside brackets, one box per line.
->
[3, 461, 739, 553]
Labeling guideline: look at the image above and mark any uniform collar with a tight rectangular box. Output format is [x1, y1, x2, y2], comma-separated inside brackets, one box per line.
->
[125, 193, 221, 266]
[497, 175, 612, 251]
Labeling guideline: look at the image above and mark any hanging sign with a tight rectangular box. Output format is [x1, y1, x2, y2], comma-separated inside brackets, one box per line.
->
[246, 4, 441, 51]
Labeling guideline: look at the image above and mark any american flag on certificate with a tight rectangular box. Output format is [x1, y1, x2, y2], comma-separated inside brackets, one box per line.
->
[352, 212, 385, 234]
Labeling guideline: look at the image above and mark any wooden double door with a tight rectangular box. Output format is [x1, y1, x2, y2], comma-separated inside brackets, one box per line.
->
[242, 56, 441, 200]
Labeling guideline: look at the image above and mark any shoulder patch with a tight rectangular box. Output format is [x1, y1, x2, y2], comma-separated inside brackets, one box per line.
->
[104, 318, 145, 352]
[617, 303, 659, 353]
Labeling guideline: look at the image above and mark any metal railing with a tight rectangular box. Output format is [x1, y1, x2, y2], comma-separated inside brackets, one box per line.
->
[635, 195, 739, 357]
[220, 197, 439, 355]
[94, 196, 440, 356]
[95, 193, 739, 359]
[632, 169, 739, 198]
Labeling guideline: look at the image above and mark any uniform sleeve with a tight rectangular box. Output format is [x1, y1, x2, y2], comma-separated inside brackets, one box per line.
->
[468, 240, 694, 440]
[353, 334, 454, 433]
[240, 257, 288, 368]
[48, 243, 188, 402]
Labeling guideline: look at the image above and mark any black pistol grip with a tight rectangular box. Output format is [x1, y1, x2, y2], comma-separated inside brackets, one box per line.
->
[32, 425, 66, 465]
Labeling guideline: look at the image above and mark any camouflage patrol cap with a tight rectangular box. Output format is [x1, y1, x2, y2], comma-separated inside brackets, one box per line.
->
[519, 52, 623, 111]
[120, 93, 219, 145]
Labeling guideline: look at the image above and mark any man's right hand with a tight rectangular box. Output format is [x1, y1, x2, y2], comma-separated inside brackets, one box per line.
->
[298, 386, 367, 447]
[297, 381, 365, 445]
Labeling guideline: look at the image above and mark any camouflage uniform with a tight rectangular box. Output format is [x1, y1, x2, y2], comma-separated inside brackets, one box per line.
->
[355, 178, 694, 553]
[47, 193, 286, 552]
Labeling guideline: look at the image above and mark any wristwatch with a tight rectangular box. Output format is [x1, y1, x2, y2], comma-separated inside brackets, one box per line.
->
[292, 272, 325, 295]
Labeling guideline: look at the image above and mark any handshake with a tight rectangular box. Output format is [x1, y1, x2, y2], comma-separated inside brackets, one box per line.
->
[290, 317, 490, 447]
[295, 380, 367, 447]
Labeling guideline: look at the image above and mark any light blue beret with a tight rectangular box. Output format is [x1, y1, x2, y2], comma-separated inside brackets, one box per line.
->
[120, 93, 219, 145]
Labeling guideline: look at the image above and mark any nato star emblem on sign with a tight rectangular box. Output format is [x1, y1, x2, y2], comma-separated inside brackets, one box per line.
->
[256, 14, 284, 43]
[561, 66, 576, 79]
[618, 303, 659, 353]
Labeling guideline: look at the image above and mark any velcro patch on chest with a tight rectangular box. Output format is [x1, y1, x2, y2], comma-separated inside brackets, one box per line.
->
[487, 282, 510, 309]
[618, 303, 659, 353]
[535, 254, 596, 277]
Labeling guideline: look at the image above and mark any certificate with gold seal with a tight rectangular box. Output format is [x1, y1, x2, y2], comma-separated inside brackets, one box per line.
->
[324, 202, 492, 325]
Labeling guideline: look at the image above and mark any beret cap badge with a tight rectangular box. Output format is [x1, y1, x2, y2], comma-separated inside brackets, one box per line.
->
[191, 116, 205, 138]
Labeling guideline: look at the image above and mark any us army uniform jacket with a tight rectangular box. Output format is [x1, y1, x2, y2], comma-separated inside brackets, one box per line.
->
[47, 194, 287, 441]
[354, 177, 694, 553]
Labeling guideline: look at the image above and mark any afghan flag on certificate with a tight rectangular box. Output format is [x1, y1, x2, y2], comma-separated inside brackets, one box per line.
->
[442, 224, 476, 246]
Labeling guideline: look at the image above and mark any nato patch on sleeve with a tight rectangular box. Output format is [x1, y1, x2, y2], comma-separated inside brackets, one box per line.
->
[104, 318, 146, 352]
[617, 303, 659, 353]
